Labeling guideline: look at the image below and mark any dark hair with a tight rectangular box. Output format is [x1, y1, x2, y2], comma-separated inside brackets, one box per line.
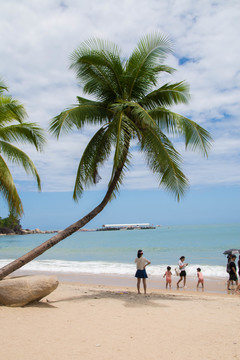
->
[180, 256, 185, 260]
[197, 268, 201, 272]
[167, 266, 171, 271]
[137, 249, 143, 258]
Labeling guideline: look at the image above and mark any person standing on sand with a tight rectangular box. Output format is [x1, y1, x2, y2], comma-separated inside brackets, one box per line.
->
[177, 256, 188, 288]
[227, 255, 238, 290]
[238, 255, 240, 277]
[196, 268, 204, 289]
[163, 266, 172, 289]
[135, 250, 151, 294]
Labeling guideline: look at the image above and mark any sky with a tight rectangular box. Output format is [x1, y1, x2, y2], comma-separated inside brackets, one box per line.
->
[0, 0, 240, 230]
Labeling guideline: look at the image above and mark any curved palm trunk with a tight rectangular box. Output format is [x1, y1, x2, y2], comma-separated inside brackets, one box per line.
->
[0, 167, 123, 280]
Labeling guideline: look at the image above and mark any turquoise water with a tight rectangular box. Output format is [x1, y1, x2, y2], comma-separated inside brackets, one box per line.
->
[0, 223, 239, 278]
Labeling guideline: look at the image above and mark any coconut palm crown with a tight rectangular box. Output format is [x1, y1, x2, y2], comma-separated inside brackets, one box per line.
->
[50, 33, 212, 201]
[0, 78, 46, 215]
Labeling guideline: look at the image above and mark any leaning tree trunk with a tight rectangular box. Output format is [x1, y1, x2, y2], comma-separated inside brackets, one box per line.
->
[0, 167, 123, 280]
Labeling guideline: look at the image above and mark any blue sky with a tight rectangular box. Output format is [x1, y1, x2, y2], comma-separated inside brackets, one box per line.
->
[0, 0, 240, 230]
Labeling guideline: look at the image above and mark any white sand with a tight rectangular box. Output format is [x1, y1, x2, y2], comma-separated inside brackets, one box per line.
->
[0, 280, 239, 360]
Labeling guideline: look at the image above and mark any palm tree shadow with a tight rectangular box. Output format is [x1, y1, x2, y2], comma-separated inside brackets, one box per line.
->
[44, 289, 191, 308]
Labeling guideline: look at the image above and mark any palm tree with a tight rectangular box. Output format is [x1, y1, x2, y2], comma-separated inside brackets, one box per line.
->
[0, 33, 212, 280]
[0, 78, 45, 216]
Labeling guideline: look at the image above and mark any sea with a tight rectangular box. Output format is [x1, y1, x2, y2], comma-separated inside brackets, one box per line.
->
[0, 223, 239, 279]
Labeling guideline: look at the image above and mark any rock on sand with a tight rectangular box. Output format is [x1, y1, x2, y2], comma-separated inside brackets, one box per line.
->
[0, 275, 59, 307]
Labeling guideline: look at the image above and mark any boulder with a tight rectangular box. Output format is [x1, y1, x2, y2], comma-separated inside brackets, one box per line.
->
[0, 275, 59, 307]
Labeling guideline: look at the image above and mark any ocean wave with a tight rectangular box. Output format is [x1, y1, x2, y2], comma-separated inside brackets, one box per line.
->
[0, 259, 229, 278]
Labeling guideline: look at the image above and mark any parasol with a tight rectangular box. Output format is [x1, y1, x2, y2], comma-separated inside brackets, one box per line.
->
[223, 249, 240, 255]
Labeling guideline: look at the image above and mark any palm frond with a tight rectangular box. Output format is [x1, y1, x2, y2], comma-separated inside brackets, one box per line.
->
[73, 124, 113, 200]
[49, 99, 109, 138]
[0, 123, 46, 151]
[0, 79, 8, 94]
[139, 81, 190, 109]
[0, 156, 23, 215]
[129, 102, 157, 130]
[139, 126, 189, 201]
[125, 33, 173, 99]
[0, 141, 41, 190]
[70, 38, 124, 101]
[149, 108, 212, 156]
[0, 96, 27, 124]
[153, 65, 176, 74]
[107, 117, 132, 198]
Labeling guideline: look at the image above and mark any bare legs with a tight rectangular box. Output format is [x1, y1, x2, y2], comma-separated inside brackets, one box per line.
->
[177, 276, 186, 288]
[177, 275, 182, 288]
[137, 278, 141, 294]
[143, 278, 147, 294]
[228, 278, 238, 290]
[197, 280, 204, 289]
[137, 278, 147, 294]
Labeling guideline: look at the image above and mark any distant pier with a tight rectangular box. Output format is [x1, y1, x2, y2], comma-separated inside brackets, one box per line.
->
[96, 223, 156, 231]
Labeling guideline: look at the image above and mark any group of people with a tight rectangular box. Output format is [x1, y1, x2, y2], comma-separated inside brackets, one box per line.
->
[134, 249, 240, 294]
[134, 250, 203, 294]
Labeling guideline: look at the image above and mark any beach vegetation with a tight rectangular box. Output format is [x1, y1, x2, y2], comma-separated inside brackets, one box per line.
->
[0, 33, 212, 279]
[0, 210, 22, 234]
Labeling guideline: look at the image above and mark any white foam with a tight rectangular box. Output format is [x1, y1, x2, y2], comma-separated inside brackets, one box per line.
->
[0, 259, 229, 279]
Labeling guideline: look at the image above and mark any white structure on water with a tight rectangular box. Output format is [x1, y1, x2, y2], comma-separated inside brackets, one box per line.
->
[102, 223, 151, 228]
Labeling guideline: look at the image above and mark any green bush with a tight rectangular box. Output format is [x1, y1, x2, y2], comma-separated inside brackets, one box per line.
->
[0, 212, 22, 232]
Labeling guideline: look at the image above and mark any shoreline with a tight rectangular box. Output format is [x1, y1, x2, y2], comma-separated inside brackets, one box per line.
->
[10, 268, 234, 295]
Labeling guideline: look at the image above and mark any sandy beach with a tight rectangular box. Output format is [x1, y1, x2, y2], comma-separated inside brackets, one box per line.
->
[1, 274, 239, 360]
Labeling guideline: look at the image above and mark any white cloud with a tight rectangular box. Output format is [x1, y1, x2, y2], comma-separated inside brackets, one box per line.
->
[0, 0, 239, 194]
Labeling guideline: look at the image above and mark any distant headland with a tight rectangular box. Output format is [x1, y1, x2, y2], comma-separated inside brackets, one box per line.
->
[0, 228, 58, 236]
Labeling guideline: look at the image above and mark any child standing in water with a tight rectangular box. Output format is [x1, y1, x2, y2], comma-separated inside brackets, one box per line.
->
[163, 266, 172, 289]
[197, 268, 204, 288]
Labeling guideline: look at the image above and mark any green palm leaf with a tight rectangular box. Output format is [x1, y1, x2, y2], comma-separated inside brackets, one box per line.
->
[0, 156, 23, 215]
[73, 124, 113, 200]
[139, 126, 189, 200]
[140, 81, 190, 109]
[49, 98, 110, 138]
[0, 80, 45, 214]
[149, 108, 212, 156]
[125, 33, 173, 99]
[70, 38, 124, 101]
[0, 79, 8, 94]
[0, 96, 27, 123]
[0, 123, 45, 151]
[0, 141, 41, 190]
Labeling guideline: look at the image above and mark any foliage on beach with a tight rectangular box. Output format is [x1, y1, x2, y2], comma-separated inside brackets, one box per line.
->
[0, 33, 212, 280]
[0, 78, 46, 216]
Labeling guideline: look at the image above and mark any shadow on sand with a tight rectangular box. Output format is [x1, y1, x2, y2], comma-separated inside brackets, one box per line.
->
[26, 288, 204, 309]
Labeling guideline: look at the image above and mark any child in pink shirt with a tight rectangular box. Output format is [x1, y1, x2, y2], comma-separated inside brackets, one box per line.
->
[197, 268, 204, 288]
[163, 266, 172, 289]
